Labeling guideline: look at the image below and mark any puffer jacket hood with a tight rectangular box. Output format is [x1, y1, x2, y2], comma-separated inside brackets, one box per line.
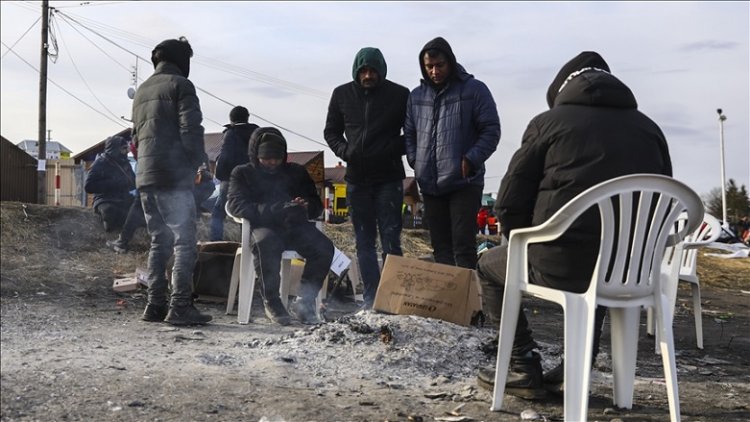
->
[248, 127, 288, 167]
[545, 51, 635, 109]
[352, 47, 387, 83]
[418, 37, 460, 85]
[104, 135, 128, 158]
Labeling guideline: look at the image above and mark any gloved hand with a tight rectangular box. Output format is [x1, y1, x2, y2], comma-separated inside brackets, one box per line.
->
[282, 201, 308, 226]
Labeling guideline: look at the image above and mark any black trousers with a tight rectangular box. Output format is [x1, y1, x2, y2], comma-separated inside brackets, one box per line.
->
[250, 223, 334, 302]
[422, 185, 483, 269]
[477, 244, 607, 360]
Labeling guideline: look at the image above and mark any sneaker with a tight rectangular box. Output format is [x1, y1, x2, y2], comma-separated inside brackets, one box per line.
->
[164, 303, 212, 326]
[263, 299, 291, 326]
[141, 303, 168, 322]
[106, 239, 128, 254]
[289, 297, 322, 325]
[476, 351, 546, 400]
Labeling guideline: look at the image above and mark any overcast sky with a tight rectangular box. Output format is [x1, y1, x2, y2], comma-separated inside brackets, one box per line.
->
[1, 1, 748, 197]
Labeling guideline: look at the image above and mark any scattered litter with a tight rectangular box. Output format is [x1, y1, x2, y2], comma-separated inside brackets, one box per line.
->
[379, 324, 393, 344]
[174, 334, 205, 342]
[434, 416, 474, 422]
[107, 365, 126, 371]
[127, 400, 145, 407]
[448, 403, 466, 416]
[699, 356, 731, 365]
[520, 409, 540, 420]
[197, 352, 237, 366]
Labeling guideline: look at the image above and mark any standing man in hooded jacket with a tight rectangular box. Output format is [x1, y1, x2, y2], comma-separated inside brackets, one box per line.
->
[227, 127, 334, 325]
[131, 36, 212, 326]
[404, 37, 501, 270]
[210, 105, 259, 241]
[474, 52, 672, 399]
[324, 47, 410, 308]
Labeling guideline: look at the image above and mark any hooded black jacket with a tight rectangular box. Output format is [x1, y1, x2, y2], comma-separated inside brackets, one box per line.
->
[227, 127, 323, 230]
[495, 52, 672, 291]
[85, 136, 135, 209]
[324, 47, 409, 185]
[214, 122, 259, 182]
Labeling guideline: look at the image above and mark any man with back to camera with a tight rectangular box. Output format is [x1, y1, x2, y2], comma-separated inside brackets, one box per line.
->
[475, 51, 672, 399]
[404, 36, 501, 270]
[324, 47, 410, 309]
[210, 105, 259, 241]
[131, 36, 212, 326]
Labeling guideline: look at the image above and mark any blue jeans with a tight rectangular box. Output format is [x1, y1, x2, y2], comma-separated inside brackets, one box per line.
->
[346, 180, 404, 304]
[209, 182, 229, 241]
[140, 189, 198, 307]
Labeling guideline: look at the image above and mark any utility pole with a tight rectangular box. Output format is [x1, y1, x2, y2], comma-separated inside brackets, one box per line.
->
[717, 109, 728, 227]
[37, 0, 49, 204]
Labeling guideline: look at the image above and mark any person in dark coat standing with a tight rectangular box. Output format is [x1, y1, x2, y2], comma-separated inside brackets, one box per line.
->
[475, 52, 673, 400]
[210, 105, 259, 241]
[324, 47, 410, 308]
[85, 135, 135, 233]
[404, 37, 501, 270]
[131, 36, 211, 326]
[227, 127, 334, 325]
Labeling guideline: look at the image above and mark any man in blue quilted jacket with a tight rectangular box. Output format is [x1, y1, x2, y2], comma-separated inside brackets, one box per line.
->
[404, 37, 501, 270]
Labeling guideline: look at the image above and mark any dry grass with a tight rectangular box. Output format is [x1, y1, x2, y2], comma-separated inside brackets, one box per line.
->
[1, 201, 747, 297]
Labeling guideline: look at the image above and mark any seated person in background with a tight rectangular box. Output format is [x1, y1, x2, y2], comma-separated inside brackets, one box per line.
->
[85, 135, 135, 232]
[227, 127, 334, 325]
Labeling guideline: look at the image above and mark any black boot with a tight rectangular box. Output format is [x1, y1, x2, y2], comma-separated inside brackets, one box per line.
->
[476, 351, 546, 400]
[289, 297, 322, 325]
[263, 298, 291, 326]
[141, 303, 168, 322]
[164, 303, 212, 326]
[543, 360, 564, 396]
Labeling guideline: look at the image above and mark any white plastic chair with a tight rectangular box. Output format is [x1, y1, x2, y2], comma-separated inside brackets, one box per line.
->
[650, 213, 721, 350]
[224, 203, 325, 324]
[490, 174, 703, 422]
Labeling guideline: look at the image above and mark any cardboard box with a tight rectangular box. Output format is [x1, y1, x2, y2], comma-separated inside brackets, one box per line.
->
[373, 255, 482, 326]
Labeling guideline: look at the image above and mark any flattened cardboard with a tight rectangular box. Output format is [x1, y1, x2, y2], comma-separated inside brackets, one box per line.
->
[373, 255, 482, 326]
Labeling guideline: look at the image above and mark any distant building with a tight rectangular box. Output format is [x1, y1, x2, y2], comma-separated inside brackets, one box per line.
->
[16, 139, 73, 160]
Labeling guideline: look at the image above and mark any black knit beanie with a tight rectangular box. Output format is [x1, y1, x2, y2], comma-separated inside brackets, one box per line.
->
[151, 37, 193, 78]
[257, 133, 286, 159]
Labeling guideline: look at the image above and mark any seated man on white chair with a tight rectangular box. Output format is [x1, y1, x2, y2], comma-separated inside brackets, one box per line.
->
[227, 127, 334, 325]
[475, 52, 673, 399]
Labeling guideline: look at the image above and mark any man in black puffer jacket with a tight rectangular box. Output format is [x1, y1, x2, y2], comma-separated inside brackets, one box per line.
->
[324, 47, 409, 308]
[85, 135, 135, 232]
[210, 105, 259, 241]
[131, 36, 211, 326]
[227, 128, 334, 326]
[475, 52, 672, 400]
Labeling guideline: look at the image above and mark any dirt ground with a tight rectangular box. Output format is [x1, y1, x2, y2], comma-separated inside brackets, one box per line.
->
[1, 201, 749, 422]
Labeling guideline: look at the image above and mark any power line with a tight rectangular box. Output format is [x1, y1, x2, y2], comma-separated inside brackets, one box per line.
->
[2, 40, 128, 129]
[0, 15, 40, 59]
[196, 87, 329, 148]
[54, 8, 329, 149]
[53, 11, 123, 123]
